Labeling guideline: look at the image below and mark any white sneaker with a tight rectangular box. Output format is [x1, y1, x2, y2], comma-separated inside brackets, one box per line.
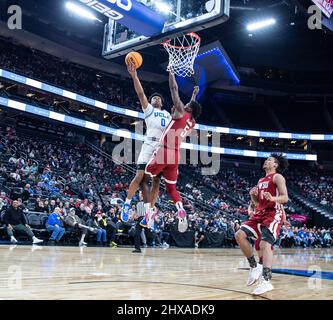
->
[177, 209, 188, 233]
[32, 237, 43, 244]
[247, 264, 263, 286]
[10, 236, 18, 244]
[79, 241, 87, 247]
[252, 276, 274, 295]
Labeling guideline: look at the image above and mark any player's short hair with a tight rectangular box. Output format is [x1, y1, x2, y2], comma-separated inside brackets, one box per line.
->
[149, 93, 164, 105]
[189, 100, 202, 120]
[270, 153, 289, 173]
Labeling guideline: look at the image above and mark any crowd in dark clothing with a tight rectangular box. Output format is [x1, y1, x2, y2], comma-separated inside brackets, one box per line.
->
[287, 170, 333, 211]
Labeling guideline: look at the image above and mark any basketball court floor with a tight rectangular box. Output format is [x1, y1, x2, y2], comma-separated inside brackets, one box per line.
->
[0, 245, 332, 300]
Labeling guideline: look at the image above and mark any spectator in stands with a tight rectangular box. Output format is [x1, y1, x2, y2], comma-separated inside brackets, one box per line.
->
[150, 216, 162, 248]
[46, 207, 65, 245]
[323, 229, 332, 247]
[3, 200, 43, 244]
[92, 212, 108, 246]
[22, 184, 32, 202]
[156, 214, 170, 248]
[17, 198, 27, 211]
[0, 198, 6, 212]
[0, 191, 11, 208]
[77, 203, 87, 218]
[8, 155, 18, 165]
[10, 170, 21, 182]
[35, 201, 47, 213]
[63, 186, 74, 196]
[296, 227, 308, 247]
[64, 207, 91, 247]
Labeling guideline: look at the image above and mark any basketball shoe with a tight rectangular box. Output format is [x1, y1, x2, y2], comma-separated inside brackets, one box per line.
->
[252, 276, 274, 295]
[247, 263, 263, 286]
[121, 203, 131, 222]
[177, 209, 188, 233]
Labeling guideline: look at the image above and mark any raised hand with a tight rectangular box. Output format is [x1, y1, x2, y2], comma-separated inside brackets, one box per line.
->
[127, 60, 137, 78]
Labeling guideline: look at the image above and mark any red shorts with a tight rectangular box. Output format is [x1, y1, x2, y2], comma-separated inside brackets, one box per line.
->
[145, 146, 179, 184]
[242, 207, 284, 242]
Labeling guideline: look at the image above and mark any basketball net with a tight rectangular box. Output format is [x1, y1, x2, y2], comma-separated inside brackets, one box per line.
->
[162, 32, 201, 78]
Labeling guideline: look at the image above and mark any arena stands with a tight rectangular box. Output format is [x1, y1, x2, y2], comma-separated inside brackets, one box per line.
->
[1, 122, 332, 248]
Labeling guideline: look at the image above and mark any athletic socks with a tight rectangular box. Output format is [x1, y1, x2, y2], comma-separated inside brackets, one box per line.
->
[175, 201, 184, 211]
[247, 256, 257, 269]
[144, 203, 151, 212]
[263, 267, 272, 281]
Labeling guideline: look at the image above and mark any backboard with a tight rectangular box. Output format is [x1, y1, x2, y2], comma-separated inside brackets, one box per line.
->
[102, 0, 230, 59]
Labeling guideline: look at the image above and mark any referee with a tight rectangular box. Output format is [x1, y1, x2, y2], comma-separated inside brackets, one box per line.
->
[132, 193, 146, 253]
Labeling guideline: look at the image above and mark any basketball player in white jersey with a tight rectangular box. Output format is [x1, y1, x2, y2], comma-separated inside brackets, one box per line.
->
[121, 61, 171, 227]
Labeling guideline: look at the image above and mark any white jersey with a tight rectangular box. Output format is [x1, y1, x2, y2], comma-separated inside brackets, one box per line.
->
[137, 104, 171, 166]
[143, 103, 171, 146]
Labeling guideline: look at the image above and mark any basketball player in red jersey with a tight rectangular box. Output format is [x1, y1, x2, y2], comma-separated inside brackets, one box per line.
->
[144, 72, 202, 232]
[235, 153, 289, 295]
[247, 199, 289, 286]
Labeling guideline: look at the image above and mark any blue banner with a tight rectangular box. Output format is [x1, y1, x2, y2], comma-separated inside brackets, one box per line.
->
[0, 97, 318, 161]
[1, 68, 332, 141]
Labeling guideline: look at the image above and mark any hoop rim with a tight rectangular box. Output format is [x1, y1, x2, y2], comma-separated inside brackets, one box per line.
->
[161, 32, 201, 50]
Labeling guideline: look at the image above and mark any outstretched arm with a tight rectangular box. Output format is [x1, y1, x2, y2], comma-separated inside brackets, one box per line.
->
[127, 61, 149, 110]
[169, 72, 185, 118]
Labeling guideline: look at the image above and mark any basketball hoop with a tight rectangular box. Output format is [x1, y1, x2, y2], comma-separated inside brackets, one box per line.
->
[162, 32, 201, 78]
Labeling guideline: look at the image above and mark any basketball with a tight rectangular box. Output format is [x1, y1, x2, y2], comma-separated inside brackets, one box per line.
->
[125, 51, 143, 69]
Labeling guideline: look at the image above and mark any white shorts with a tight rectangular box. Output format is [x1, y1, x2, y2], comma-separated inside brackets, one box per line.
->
[137, 142, 158, 168]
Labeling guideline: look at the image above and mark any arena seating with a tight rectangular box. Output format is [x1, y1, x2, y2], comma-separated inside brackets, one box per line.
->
[1, 123, 332, 248]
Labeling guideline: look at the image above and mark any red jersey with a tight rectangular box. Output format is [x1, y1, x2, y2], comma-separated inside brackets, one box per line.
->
[159, 112, 195, 150]
[256, 173, 281, 213]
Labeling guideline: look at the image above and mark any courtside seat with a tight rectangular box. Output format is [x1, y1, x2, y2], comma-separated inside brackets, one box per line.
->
[26, 212, 48, 238]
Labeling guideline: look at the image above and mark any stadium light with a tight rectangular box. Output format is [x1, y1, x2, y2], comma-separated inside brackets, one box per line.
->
[246, 18, 276, 31]
[155, 2, 172, 14]
[65, 2, 102, 22]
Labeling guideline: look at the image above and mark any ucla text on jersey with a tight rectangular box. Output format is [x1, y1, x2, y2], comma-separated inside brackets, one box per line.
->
[154, 112, 169, 119]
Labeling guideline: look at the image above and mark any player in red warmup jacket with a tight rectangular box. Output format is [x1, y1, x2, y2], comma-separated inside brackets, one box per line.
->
[235, 153, 289, 295]
[143, 72, 202, 233]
